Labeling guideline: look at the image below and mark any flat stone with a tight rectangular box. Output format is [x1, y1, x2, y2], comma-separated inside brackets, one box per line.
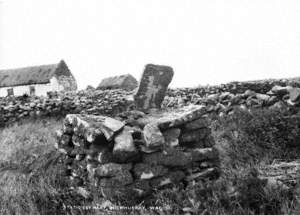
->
[134, 64, 174, 110]
[179, 128, 210, 143]
[186, 168, 219, 181]
[133, 163, 168, 180]
[95, 163, 132, 177]
[271, 85, 291, 96]
[64, 114, 124, 142]
[113, 126, 138, 162]
[143, 123, 165, 149]
[289, 88, 300, 102]
[255, 93, 270, 102]
[143, 148, 192, 167]
[157, 105, 207, 130]
[150, 171, 185, 188]
[162, 128, 181, 147]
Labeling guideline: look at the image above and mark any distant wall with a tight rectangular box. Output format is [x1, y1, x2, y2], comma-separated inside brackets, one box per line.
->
[2, 77, 300, 127]
[0, 89, 134, 127]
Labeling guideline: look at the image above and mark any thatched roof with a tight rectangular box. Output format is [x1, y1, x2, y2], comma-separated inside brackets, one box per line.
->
[97, 74, 138, 91]
[0, 60, 71, 88]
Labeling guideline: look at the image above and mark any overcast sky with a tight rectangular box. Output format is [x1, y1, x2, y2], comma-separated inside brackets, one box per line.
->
[1, 0, 300, 89]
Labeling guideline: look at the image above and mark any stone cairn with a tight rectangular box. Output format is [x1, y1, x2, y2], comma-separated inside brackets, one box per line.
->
[55, 64, 220, 202]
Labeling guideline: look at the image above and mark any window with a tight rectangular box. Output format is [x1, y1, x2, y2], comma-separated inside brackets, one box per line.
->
[7, 88, 14, 96]
[29, 86, 35, 96]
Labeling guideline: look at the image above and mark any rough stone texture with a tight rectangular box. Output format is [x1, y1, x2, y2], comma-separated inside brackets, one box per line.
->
[179, 128, 210, 143]
[157, 105, 208, 130]
[162, 128, 181, 147]
[55, 105, 220, 203]
[289, 88, 300, 102]
[143, 123, 165, 149]
[0, 89, 134, 127]
[184, 117, 209, 130]
[64, 114, 124, 141]
[143, 148, 193, 167]
[113, 126, 138, 162]
[134, 64, 174, 110]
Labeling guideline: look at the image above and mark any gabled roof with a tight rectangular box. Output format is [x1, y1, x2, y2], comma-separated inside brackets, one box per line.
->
[0, 60, 69, 88]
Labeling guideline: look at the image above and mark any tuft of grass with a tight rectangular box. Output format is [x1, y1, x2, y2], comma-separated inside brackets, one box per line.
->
[0, 118, 92, 215]
[212, 108, 300, 167]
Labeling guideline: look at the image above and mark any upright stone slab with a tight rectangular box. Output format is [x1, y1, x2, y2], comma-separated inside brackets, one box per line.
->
[134, 64, 174, 110]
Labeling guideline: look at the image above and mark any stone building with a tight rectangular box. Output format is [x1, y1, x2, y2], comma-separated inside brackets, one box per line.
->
[0, 60, 77, 97]
[97, 74, 138, 91]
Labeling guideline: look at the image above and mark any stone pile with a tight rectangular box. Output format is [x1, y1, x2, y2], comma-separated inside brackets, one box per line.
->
[54, 64, 220, 203]
[55, 105, 220, 202]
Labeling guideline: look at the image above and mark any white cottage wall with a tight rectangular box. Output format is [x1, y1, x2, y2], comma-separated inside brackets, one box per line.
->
[0, 77, 64, 97]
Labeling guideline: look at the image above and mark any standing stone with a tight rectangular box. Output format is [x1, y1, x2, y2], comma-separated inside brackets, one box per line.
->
[134, 64, 174, 110]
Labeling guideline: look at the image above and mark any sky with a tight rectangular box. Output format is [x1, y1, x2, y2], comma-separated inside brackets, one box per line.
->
[1, 0, 300, 89]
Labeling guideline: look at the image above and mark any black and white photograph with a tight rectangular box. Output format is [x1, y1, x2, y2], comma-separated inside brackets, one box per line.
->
[1, 0, 300, 214]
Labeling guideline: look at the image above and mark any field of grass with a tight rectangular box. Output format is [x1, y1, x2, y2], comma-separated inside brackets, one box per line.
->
[0, 109, 299, 214]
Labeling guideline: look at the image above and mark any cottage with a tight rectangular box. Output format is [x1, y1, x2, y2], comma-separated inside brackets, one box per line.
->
[97, 74, 138, 91]
[0, 60, 77, 97]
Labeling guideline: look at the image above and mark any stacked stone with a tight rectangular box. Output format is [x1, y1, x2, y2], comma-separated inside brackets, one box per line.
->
[4, 74, 300, 126]
[163, 84, 300, 115]
[55, 105, 220, 202]
[0, 89, 134, 127]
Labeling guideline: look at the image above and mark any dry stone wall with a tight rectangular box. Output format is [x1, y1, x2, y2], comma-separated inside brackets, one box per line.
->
[55, 105, 220, 202]
[164, 84, 300, 115]
[0, 89, 134, 127]
[54, 65, 221, 203]
[2, 77, 300, 126]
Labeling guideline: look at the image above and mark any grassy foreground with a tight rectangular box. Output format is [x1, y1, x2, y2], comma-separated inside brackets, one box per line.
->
[0, 109, 299, 214]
